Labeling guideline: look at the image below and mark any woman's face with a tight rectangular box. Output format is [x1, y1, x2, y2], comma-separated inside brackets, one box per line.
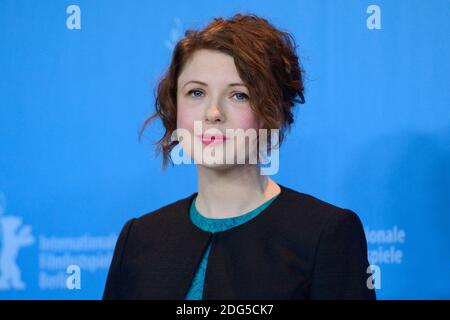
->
[176, 49, 263, 169]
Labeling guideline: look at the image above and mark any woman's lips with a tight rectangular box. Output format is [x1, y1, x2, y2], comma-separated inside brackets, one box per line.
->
[200, 134, 227, 145]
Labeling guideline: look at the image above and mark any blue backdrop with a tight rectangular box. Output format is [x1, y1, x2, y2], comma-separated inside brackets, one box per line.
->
[1, 0, 449, 299]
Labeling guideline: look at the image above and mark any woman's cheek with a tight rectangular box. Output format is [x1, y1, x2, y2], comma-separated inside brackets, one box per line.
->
[177, 105, 195, 132]
[233, 109, 261, 131]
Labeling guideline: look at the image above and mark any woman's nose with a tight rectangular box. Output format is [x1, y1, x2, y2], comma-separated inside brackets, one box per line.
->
[205, 104, 225, 124]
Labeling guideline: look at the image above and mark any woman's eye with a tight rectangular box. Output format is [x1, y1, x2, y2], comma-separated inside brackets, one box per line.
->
[187, 89, 204, 98]
[233, 92, 249, 102]
[186, 90, 249, 101]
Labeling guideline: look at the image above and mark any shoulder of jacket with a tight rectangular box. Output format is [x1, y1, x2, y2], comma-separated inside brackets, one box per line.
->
[127, 193, 195, 234]
[270, 185, 364, 260]
[277, 184, 358, 230]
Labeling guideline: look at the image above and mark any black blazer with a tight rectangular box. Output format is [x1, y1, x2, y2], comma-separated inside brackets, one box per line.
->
[103, 184, 376, 300]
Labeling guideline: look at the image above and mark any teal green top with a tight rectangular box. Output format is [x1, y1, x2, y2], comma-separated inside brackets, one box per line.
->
[185, 193, 280, 300]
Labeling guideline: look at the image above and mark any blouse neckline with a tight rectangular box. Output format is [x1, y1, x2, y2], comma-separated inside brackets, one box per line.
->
[189, 191, 281, 233]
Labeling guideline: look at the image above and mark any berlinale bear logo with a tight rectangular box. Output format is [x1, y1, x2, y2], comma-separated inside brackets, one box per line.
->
[0, 192, 35, 290]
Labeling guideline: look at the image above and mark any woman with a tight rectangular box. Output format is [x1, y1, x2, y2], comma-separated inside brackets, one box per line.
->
[103, 13, 376, 300]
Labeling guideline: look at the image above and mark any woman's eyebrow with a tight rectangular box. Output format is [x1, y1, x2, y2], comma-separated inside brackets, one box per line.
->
[182, 80, 246, 88]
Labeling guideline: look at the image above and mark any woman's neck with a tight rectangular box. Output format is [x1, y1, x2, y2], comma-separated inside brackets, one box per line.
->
[195, 164, 281, 219]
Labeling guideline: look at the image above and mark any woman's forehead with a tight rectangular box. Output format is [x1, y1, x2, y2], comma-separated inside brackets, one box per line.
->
[178, 50, 243, 85]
